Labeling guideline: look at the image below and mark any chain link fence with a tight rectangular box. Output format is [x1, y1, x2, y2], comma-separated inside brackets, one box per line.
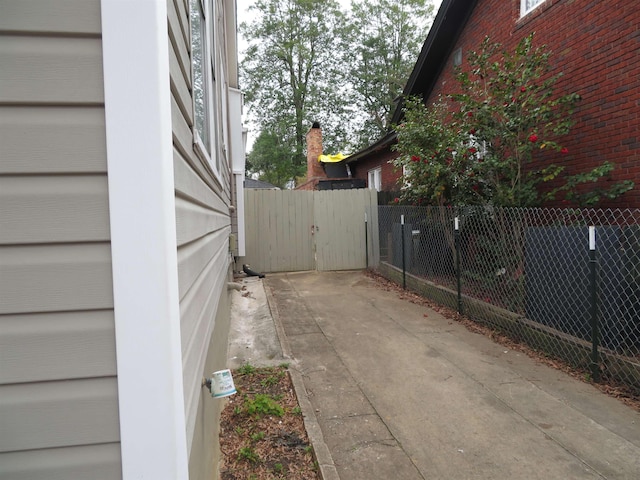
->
[377, 206, 640, 396]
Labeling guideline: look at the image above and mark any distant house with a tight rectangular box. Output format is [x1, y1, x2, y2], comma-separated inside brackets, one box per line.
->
[0, 1, 245, 479]
[245, 178, 280, 189]
[347, 0, 640, 208]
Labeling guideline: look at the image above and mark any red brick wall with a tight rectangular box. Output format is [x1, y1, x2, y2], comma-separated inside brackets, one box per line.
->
[306, 126, 325, 180]
[351, 148, 403, 191]
[425, 0, 640, 207]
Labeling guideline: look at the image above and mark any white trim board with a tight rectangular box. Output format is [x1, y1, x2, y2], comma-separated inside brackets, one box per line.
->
[101, 0, 188, 478]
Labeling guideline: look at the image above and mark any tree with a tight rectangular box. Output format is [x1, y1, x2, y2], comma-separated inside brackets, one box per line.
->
[394, 34, 634, 207]
[347, 0, 434, 149]
[240, 0, 349, 186]
[245, 129, 299, 189]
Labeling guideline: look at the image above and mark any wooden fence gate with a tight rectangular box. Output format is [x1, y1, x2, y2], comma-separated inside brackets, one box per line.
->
[243, 189, 379, 273]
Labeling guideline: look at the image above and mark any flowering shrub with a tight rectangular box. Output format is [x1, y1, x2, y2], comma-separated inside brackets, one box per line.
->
[393, 34, 633, 207]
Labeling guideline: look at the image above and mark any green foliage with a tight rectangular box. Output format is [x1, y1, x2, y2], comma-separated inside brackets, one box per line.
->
[241, 0, 435, 184]
[241, 0, 349, 186]
[238, 446, 260, 464]
[246, 130, 304, 188]
[394, 34, 633, 207]
[347, 0, 435, 149]
[237, 363, 257, 376]
[244, 394, 285, 418]
[260, 369, 285, 388]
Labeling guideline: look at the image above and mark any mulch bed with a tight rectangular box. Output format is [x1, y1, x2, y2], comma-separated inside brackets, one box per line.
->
[219, 365, 320, 480]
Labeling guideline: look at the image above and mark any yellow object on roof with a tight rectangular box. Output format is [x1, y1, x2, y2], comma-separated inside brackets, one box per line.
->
[318, 153, 347, 163]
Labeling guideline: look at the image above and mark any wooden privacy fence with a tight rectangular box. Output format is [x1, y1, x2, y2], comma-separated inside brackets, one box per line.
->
[243, 189, 379, 273]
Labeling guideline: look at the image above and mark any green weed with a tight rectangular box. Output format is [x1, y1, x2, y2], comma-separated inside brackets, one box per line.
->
[245, 394, 284, 418]
[237, 364, 256, 375]
[238, 446, 260, 464]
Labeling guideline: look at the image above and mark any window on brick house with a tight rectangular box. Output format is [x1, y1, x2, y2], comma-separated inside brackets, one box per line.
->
[468, 134, 488, 161]
[402, 165, 412, 188]
[521, 0, 544, 16]
[368, 167, 382, 191]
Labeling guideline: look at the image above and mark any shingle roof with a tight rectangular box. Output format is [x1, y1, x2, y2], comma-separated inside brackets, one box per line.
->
[244, 178, 280, 189]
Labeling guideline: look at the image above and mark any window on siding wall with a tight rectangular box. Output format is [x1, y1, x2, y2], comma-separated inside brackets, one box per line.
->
[190, 0, 220, 174]
[368, 167, 382, 191]
[521, 0, 544, 16]
[402, 165, 412, 188]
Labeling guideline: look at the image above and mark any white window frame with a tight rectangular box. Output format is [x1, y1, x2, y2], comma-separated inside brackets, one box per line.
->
[521, 0, 544, 17]
[190, 0, 221, 176]
[402, 164, 412, 189]
[468, 134, 488, 161]
[368, 167, 382, 191]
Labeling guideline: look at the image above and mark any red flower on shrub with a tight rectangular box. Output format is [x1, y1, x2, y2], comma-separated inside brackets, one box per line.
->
[411, 155, 420, 162]
[520, 86, 527, 93]
[561, 147, 569, 154]
[467, 111, 473, 117]
[528, 133, 538, 143]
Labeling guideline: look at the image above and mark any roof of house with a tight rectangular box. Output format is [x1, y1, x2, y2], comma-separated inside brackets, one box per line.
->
[244, 178, 280, 189]
[346, 0, 477, 164]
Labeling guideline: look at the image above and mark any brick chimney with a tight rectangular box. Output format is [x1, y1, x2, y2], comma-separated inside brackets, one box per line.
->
[306, 122, 325, 181]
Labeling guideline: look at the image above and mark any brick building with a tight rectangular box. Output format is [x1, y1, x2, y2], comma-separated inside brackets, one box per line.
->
[347, 0, 640, 207]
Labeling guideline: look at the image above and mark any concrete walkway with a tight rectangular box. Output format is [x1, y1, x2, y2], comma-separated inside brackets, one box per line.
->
[228, 270, 640, 480]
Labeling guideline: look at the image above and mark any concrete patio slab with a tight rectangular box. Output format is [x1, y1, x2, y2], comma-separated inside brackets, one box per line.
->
[229, 270, 640, 480]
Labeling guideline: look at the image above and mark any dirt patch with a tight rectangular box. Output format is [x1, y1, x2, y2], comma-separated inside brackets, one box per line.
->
[365, 270, 640, 412]
[219, 365, 320, 480]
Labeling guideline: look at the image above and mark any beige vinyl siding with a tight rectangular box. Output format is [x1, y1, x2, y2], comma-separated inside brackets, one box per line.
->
[0, 107, 107, 174]
[0, 444, 121, 480]
[0, 0, 101, 35]
[0, 176, 110, 244]
[0, 0, 121, 477]
[0, 311, 116, 384]
[0, 36, 104, 104]
[168, 1, 233, 474]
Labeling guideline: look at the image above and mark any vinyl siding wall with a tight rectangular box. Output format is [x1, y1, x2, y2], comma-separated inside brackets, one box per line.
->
[168, 1, 235, 477]
[0, 0, 121, 478]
